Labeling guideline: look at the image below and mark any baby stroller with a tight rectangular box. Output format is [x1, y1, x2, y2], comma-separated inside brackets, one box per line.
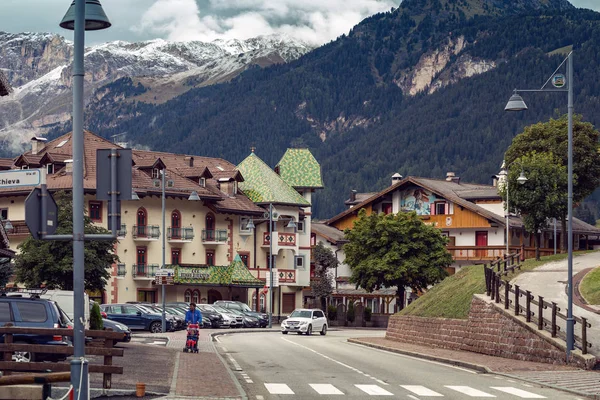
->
[183, 323, 200, 353]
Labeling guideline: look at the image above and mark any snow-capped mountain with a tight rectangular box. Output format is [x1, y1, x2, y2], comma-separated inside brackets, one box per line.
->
[0, 32, 312, 154]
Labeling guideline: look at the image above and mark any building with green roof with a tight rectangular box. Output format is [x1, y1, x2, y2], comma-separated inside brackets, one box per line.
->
[275, 148, 324, 189]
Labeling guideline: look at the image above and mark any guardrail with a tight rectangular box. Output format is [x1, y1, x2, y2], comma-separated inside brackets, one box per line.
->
[484, 253, 591, 354]
[0, 326, 124, 389]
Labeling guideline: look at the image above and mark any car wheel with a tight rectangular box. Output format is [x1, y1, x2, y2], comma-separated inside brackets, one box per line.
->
[297, 332, 302, 335]
[150, 321, 162, 333]
[320, 324, 327, 336]
[306, 325, 312, 336]
[12, 342, 35, 363]
[282, 331, 288, 335]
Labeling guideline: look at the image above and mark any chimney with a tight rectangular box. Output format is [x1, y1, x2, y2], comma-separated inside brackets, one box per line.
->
[392, 173, 403, 186]
[185, 156, 194, 167]
[446, 172, 460, 184]
[65, 159, 73, 174]
[350, 189, 357, 202]
[31, 137, 48, 155]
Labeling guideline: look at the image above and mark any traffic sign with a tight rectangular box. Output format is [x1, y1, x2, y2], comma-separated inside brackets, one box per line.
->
[0, 169, 41, 188]
[266, 268, 279, 288]
[96, 149, 133, 201]
[155, 269, 174, 285]
[25, 188, 58, 239]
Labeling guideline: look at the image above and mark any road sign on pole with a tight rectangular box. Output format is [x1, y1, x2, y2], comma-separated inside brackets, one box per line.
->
[25, 188, 58, 240]
[0, 169, 41, 189]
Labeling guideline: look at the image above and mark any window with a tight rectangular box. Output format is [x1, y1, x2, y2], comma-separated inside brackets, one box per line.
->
[239, 253, 249, 268]
[192, 290, 200, 304]
[184, 290, 192, 303]
[136, 208, 147, 236]
[122, 305, 139, 315]
[0, 302, 11, 322]
[314, 310, 324, 318]
[89, 201, 102, 222]
[21, 165, 29, 170]
[199, 177, 206, 187]
[233, 181, 238, 195]
[152, 168, 160, 179]
[296, 221, 305, 233]
[137, 247, 147, 266]
[382, 203, 392, 214]
[16, 302, 47, 322]
[55, 139, 69, 148]
[294, 255, 305, 269]
[0, 208, 7, 221]
[206, 250, 215, 266]
[240, 217, 252, 234]
[171, 249, 181, 265]
[47, 164, 54, 174]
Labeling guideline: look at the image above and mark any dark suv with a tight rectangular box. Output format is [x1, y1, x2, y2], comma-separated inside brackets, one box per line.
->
[213, 301, 269, 328]
[0, 294, 72, 362]
[100, 303, 173, 333]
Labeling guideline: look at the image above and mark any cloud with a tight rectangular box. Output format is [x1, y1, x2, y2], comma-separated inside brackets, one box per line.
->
[134, 0, 397, 45]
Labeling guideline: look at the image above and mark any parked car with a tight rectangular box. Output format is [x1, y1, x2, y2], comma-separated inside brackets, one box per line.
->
[214, 300, 269, 327]
[227, 308, 260, 328]
[164, 305, 212, 328]
[187, 305, 223, 328]
[137, 304, 184, 330]
[281, 309, 328, 336]
[42, 290, 90, 326]
[0, 292, 72, 362]
[102, 318, 132, 343]
[199, 304, 240, 328]
[100, 304, 173, 333]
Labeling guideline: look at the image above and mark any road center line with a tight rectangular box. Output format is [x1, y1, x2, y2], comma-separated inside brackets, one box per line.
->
[281, 337, 389, 385]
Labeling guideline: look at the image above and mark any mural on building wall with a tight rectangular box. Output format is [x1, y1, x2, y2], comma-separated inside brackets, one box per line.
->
[400, 187, 437, 215]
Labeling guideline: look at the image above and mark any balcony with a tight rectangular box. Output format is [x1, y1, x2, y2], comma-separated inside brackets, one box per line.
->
[263, 232, 296, 247]
[278, 269, 296, 283]
[201, 229, 228, 244]
[132, 225, 160, 241]
[132, 264, 159, 279]
[168, 227, 194, 242]
[117, 224, 127, 238]
[117, 263, 126, 277]
[4, 220, 30, 237]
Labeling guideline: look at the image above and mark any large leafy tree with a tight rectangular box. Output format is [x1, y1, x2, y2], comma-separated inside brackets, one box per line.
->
[505, 115, 600, 251]
[14, 191, 117, 291]
[343, 209, 451, 310]
[0, 259, 13, 288]
[311, 242, 338, 310]
[502, 152, 568, 260]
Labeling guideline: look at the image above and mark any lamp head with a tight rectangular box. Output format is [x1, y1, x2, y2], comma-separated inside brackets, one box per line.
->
[505, 91, 528, 112]
[286, 219, 297, 229]
[246, 218, 255, 230]
[60, 0, 111, 31]
[188, 191, 201, 201]
[517, 171, 528, 185]
[2, 219, 13, 232]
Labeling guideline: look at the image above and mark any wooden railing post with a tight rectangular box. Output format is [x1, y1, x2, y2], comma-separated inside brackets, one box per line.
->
[2, 331, 12, 376]
[538, 296, 544, 330]
[514, 285, 520, 316]
[496, 275, 501, 304]
[504, 281, 509, 309]
[103, 334, 115, 389]
[551, 302, 558, 337]
[525, 290, 531, 322]
[485, 267, 491, 296]
[582, 317, 588, 355]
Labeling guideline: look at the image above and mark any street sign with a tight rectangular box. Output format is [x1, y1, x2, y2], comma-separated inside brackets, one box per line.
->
[96, 149, 133, 201]
[25, 188, 58, 240]
[0, 169, 41, 188]
[155, 269, 175, 285]
[266, 268, 279, 288]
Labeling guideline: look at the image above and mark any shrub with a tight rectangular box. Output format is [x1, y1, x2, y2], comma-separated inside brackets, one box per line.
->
[364, 307, 372, 322]
[90, 302, 103, 330]
[327, 305, 337, 321]
[347, 302, 355, 323]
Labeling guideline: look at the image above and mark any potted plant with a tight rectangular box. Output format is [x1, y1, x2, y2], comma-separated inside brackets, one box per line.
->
[346, 302, 355, 326]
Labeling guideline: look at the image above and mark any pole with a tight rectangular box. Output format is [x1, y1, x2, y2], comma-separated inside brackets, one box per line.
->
[71, 0, 89, 398]
[268, 203, 273, 328]
[566, 51, 574, 358]
[554, 218, 557, 255]
[161, 169, 167, 333]
[506, 168, 510, 260]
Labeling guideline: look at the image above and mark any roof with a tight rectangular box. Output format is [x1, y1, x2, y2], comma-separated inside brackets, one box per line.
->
[237, 153, 310, 206]
[275, 148, 323, 189]
[344, 192, 377, 206]
[172, 255, 263, 287]
[312, 222, 347, 245]
[0, 159, 14, 170]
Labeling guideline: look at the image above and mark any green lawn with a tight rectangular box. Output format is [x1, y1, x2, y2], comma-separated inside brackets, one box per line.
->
[580, 267, 600, 305]
[399, 251, 595, 319]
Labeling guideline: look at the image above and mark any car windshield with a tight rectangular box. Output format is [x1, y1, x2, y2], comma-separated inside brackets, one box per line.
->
[213, 306, 230, 314]
[290, 310, 312, 319]
[137, 305, 156, 314]
[240, 303, 252, 312]
[52, 302, 71, 327]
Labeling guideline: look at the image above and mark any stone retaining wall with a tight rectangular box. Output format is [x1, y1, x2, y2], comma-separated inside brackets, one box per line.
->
[386, 294, 596, 369]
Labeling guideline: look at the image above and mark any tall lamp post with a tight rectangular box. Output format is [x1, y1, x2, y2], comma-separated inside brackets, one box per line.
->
[59, 1, 111, 398]
[500, 161, 528, 258]
[505, 50, 574, 358]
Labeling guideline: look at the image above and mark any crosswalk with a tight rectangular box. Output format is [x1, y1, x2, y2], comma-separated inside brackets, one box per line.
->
[260, 383, 547, 398]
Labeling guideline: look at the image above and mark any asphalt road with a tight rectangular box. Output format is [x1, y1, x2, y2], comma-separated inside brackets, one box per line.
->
[216, 330, 585, 400]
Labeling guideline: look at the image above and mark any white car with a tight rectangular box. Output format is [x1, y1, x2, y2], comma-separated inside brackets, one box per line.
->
[281, 308, 327, 336]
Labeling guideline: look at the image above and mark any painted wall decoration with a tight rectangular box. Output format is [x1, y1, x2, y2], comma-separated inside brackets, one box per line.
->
[400, 187, 438, 215]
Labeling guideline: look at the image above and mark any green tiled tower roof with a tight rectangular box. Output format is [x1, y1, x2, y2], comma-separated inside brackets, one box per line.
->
[276, 148, 324, 189]
[237, 153, 310, 206]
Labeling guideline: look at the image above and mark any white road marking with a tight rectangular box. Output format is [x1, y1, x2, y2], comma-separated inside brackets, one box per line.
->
[445, 386, 496, 397]
[214, 336, 221, 343]
[408, 396, 420, 400]
[490, 387, 546, 398]
[400, 385, 443, 396]
[265, 383, 294, 394]
[255, 396, 264, 400]
[282, 337, 388, 385]
[151, 341, 165, 345]
[355, 384, 394, 396]
[310, 383, 344, 395]
[226, 354, 242, 371]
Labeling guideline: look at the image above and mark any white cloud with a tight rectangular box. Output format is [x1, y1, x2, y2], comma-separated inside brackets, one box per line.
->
[134, 0, 397, 45]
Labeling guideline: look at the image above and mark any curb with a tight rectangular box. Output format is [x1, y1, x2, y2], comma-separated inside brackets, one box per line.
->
[348, 339, 599, 400]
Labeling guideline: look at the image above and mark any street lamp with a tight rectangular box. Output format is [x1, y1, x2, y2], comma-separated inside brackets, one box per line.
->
[504, 50, 574, 358]
[59, 1, 110, 398]
[500, 161, 528, 259]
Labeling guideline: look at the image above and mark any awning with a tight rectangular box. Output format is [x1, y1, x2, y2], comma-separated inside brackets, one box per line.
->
[172, 255, 263, 288]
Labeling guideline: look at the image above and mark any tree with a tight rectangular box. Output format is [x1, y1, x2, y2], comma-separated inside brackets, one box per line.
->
[0, 259, 13, 288]
[501, 152, 568, 260]
[505, 115, 600, 251]
[89, 302, 103, 330]
[14, 191, 117, 291]
[343, 209, 451, 310]
[311, 242, 338, 310]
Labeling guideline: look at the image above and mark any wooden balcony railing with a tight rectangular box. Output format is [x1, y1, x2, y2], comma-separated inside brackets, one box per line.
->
[263, 232, 296, 246]
[447, 245, 555, 261]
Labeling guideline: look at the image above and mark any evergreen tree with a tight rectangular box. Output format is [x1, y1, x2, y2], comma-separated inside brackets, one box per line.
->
[311, 243, 338, 310]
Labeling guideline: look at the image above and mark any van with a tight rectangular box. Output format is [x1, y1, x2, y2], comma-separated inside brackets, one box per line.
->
[41, 290, 90, 327]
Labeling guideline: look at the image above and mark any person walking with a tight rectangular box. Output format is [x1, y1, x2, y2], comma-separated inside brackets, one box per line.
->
[185, 302, 202, 325]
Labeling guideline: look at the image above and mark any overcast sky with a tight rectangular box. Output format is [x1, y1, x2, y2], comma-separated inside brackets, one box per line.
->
[0, 0, 598, 46]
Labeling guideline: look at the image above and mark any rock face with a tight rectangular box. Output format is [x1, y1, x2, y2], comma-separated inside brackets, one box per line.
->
[0, 32, 312, 152]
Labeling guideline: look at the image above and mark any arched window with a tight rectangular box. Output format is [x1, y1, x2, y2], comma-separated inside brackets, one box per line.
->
[184, 289, 192, 303]
[205, 213, 215, 240]
[192, 290, 200, 304]
[136, 208, 147, 237]
[171, 210, 181, 239]
[259, 294, 266, 313]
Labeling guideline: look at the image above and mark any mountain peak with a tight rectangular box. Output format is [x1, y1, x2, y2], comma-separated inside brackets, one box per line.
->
[399, 0, 574, 18]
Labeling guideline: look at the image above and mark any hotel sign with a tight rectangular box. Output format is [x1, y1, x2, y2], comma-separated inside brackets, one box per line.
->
[175, 266, 212, 284]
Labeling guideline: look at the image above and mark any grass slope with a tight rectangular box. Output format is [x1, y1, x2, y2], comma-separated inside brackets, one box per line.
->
[580, 267, 600, 305]
[399, 251, 592, 319]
